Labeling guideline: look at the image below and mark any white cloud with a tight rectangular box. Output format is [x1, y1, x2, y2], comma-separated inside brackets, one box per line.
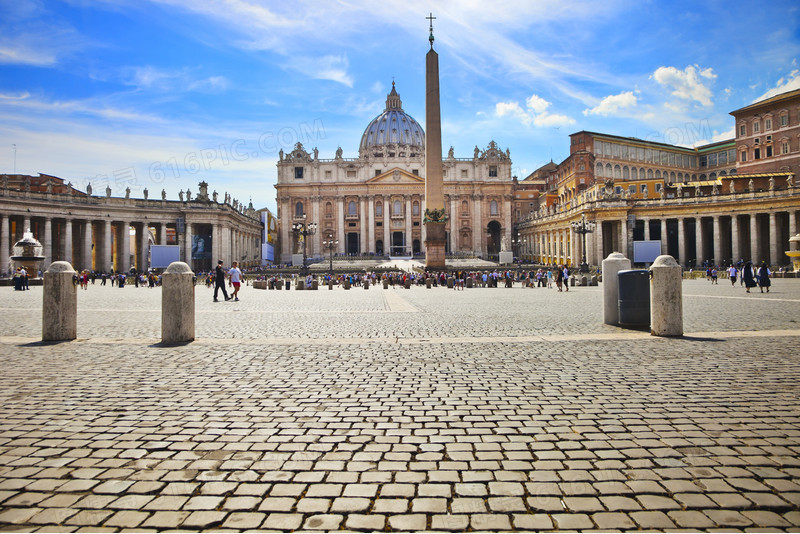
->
[496, 94, 574, 128]
[188, 76, 229, 93]
[652, 65, 716, 106]
[753, 69, 800, 103]
[285, 55, 353, 87]
[583, 90, 638, 116]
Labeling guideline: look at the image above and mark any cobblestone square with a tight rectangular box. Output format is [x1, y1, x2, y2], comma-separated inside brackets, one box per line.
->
[1, 279, 799, 531]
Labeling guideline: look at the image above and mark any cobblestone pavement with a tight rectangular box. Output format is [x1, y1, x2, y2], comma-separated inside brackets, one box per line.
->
[1, 279, 799, 531]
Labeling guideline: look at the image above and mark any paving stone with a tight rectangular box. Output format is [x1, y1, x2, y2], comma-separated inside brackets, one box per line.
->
[372, 498, 409, 514]
[221, 511, 266, 529]
[564, 496, 605, 512]
[470, 513, 513, 530]
[430, 514, 469, 531]
[258, 497, 296, 512]
[140, 511, 191, 529]
[592, 512, 637, 529]
[411, 497, 448, 513]
[104, 510, 150, 528]
[388, 514, 427, 531]
[551, 513, 594, 530]
[451, 497, 486, 514]
[265, 512, 304, 530]
[487, 481, 524, 496]
[703, 510, 754, 527]
[630, 510, 677, 529]
[636, 494, 682, 510]
[181, 510, 227, 529]
[345, 514, 387, 531]
[740, 510, 792, 527]
[512, 513, 553, 530]
[668, 510, 717, 529]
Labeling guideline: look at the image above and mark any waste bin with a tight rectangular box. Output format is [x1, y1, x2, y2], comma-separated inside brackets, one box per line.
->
[285, 280, 290, 290]
[618, 269, 650, 327]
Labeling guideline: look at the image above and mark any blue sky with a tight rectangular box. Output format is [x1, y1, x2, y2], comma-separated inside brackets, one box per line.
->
[1, 0, 799, 212]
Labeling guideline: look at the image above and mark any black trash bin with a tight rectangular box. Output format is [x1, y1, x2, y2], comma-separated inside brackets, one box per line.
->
[618, 269, 650, 327]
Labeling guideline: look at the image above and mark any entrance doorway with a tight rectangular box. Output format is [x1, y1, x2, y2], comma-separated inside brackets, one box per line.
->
[346, 232, 359, 255]
[487, 221, 502, 255]
[391, 232, 406, 256]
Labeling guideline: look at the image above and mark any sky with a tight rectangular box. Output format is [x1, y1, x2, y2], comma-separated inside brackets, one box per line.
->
[1, 0, 799, 213]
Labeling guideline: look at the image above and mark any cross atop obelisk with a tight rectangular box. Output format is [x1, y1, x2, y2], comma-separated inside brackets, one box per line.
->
[424, 12, 447, 270]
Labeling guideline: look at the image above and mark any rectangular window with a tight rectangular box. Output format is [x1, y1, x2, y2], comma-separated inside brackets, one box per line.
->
[294, 167, 304, 179]
[412, 169, 419, 175]
[766, 118, 772, 130]
[655, 183, 663, 192]
[375, 169, 381, 176]
[740, 151, 747, 162]
[753, 121, 760, 133]
[640, 184, 647, 193]
[754, 148, 761, 159]
[766, 145, 773, 157]
[628, 185, 635, 194]
[325, 170, 332, 179]
[668, 152, 675, 166]
[346, 170, 356, 178]
[461, 169, 468, 178]
[739, 124, 746, 136]
[718, 151, 727, 165]
[782, 141, 790, 154]
[781, 114, 788, 127]
[728, 149, 736, 162]
[699, 155, 707, 168]
[489, 166, 498, 177]
[708, 153, 717, 167]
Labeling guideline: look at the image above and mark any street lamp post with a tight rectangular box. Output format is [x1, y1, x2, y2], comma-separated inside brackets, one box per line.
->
[291, 215, 317, 277]
[570, 213, 596, 273]
[322, 233, 338, 275]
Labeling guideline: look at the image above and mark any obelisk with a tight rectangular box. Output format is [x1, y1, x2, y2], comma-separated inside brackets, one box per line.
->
[424, 13, 447, 270]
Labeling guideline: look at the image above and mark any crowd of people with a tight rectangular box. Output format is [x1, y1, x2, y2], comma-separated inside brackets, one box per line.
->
[720, 260, 772, 293]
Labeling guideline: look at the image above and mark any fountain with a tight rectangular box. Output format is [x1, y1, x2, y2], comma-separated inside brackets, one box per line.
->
[786, 234, 800, 274]
[10, 230, 46, 283]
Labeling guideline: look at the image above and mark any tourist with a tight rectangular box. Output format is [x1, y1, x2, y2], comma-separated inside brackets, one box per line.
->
[228, 262, 242, 302]
[562, 265, 570, 291]
[742, 261, 757, 293]
[213, 260, 230, 302]
[710, 267, 718, 284]
[727, 264, 738, 286]
[555, 266, 564, 292]
[20, 267, 29, 290]
[757, 262, 771, 293]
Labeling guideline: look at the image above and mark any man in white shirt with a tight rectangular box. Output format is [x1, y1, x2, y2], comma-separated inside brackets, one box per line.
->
[727, 265, 738, 286]
[229, 261, 243, 301]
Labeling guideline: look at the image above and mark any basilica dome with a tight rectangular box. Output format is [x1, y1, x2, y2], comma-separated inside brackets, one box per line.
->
[359, 82, 425, 157]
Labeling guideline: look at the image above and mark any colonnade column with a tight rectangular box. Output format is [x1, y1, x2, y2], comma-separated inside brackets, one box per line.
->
[23, 216, 31, 235]
[0, 215, 8, 274]
[769, 212, 779, 266]
[660, 219, 667, 256]
[643, 218, 650, 241]
[586, 225, 595, 267]
[677, 217, 685, 266]
[159, 223, 167, 246]
[103, 220, 112, 272]
[121, 222, 131, 273]
[595, 222, 604, 263]
[367, 196, 375, 254]
[360, 196, 368, 255]
[139, 223, 149, 271]
[696, 217, 705, 266]
[64, 218, 73, 265]
[42, 217, 52, 270]
[620, 218, 629, 260]
[790, 210, 797, 237]
[712, 216, 721, 266]
[84, 221, 93, 271]
[731, 215, 740, 263]
[183, 222, 191, 269]
[750, 214, 758, 264]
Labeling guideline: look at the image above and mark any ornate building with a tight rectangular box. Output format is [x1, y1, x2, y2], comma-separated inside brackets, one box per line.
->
[274, 83, 514, 264]
[515, 88, 800, 269]
[0, 175, 263, 275]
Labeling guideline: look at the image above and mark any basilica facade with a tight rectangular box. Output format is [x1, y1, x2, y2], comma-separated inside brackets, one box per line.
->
[274, 83, 514, 264]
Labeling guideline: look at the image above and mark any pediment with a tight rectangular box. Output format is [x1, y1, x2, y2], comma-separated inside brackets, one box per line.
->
[366, 168, 425, 184]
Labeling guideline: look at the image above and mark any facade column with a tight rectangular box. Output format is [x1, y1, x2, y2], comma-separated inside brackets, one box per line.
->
[367, 195, 375, 254]
[64, 218, 73, 266]
[643, 218, 650, 241]
[0, 215, 8, 275]
[450, 196, 458, 253]
[712, 216, 722, 266]
[120, 221, 130, 273]
[750, 214, 758, 264]
[84, 221, 93, 271]
[696, 217, 704, 267]
[360, 196, 368, 255]
[473, 195, 482, 255]
[790, 210, 797, 237]
[769, 212, 779, 266]
[595, 222, 603, 263]
[731, 215, 740, 263]
[158, 223, 167, 246]
[383, 198, 390, 257]
[210, 224, 218, 264]
[23, 216, 31, 234]
[676, 218, 685, 266]
[311, 197, 320, 259]
[503, 197, 512, 256]
[337, 198, 345, 256]
[405, 196, 412, 255]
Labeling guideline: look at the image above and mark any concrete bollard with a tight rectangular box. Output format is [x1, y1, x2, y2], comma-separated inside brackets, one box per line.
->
[383, 279, 389, 289]
[602, 252, 631, 325]
[447, 277, 454, 289]
[364, 280, 369, 289]
[296, 280, 305, 290]
[42, 261, 78, 342]
[328, 281, 333, 290]
[426, 278, 432, 289]
[161, 261, 194, 344]
[650, 255, 683, 337]
[466, 277, 473, 288]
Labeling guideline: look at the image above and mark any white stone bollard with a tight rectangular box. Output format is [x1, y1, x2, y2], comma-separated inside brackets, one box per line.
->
[602, 252, 631, 325]
[42, 261, 78, 342]
[161, 261, 195, 344]
[650, 255, 683, 337]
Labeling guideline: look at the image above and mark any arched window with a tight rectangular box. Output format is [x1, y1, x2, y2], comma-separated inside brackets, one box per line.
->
[490, 200, 499, 216]
[295, 202, 304, 217]
[393, 200, 402, 215]
[605, 163, 612, 177]
[631, 167, 638, 180]
[623, 166, 630, 180]
[348, 200, 357, 216]
[614, 165, 622, 179]
[710, 172, 717, 180]
[412, 201, 420, 216]
[647, 169, 654, 179]
[670, 172, 676, 182]
[596, 162, 604, 177]
[655, 170, 661, 179]
[325, 202, 332, 217]
[376, 202, 383, 217]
